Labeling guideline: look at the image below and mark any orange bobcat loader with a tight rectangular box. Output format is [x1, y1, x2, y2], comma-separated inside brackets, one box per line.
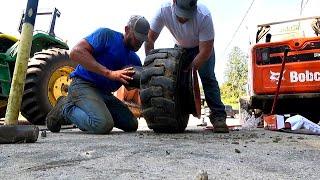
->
[240, 16, 320, 122]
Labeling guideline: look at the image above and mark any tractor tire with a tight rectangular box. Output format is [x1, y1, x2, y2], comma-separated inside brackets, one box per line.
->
[20, 48, 77, 125]
[0, 104, 6, 118]
[140, 48, 189, 133]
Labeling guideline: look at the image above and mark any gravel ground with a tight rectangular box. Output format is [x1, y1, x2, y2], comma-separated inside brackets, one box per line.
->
[1, 117, 320, 180]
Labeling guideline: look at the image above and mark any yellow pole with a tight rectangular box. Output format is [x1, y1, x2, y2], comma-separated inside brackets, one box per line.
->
[5, 0, 39, 125]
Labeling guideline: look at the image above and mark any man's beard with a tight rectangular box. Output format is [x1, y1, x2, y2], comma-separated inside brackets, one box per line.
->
[126, 37, 142, 52]
[126, 37, 140, 52]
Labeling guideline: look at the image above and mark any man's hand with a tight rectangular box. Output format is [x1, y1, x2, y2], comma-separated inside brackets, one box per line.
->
[185, 60, 200, 71]
[108, 67, 135, 85]
[185, 40, 214, 71]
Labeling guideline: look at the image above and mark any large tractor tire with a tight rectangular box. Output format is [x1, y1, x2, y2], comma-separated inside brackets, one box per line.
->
[140, 48, 192, 133]
[0, 100, 7, 118]
[20, 48, 77, 124]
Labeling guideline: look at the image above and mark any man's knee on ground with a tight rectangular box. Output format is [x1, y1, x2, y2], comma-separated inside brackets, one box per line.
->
[90, 119, 114, 134]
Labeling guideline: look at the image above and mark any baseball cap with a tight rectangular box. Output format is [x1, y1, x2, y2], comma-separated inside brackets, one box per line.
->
[174, 0, 198, 19]
[128, 15, 150, 42]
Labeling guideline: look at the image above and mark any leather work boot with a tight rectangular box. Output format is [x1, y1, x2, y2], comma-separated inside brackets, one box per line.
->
[46, 96, 67, 133]
[210, 114, 229, 133]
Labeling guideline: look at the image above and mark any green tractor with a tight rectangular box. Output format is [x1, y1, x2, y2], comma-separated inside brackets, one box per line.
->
[0, 8, 76, 124]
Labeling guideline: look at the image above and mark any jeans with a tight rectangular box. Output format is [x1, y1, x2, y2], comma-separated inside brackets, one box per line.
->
[182, 46, 226, 117]
[62, 77, 138, 134]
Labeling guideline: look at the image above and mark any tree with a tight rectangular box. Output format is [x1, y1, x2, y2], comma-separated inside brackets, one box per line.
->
[221, 47, 248, 108]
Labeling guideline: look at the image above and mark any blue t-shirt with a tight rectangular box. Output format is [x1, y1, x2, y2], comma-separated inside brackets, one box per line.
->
[70, 28, 142, 93]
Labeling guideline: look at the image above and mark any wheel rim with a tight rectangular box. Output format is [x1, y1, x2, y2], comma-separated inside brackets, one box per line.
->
[191, 68, 201, 118]
[48, 66, 74, 106]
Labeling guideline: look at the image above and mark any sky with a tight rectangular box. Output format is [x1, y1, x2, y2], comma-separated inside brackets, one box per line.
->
[1, 0, 319, 83]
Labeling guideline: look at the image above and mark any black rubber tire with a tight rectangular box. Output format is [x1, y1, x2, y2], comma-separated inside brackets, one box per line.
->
[20, 48, 77, 125]
[140, 48, 189, 133]
[0, 105, 6, 118]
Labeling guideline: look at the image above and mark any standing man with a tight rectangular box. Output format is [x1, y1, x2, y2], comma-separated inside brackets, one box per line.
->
[145, 0, 229, 133]
[46, 15, 150, 134]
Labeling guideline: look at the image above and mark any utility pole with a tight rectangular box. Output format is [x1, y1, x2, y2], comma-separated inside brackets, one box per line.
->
[0, 0, 40, 144]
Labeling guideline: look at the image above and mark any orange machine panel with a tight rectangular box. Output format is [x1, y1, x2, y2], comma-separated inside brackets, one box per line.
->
[251, 37, 320, 95]
[253, 61, 320, 94]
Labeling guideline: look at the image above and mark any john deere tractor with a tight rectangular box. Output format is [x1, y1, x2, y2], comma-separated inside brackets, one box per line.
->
[0, 8, 76, 124]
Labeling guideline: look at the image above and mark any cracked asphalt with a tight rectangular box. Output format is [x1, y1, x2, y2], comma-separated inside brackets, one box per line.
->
[1, 117, 320, 179]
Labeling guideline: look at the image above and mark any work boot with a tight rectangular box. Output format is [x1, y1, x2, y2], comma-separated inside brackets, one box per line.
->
[210, 113, 229, 133]
[46, 96, 67, 133]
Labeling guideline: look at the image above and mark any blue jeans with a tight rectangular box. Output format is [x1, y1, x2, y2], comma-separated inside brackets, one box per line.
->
[183, 46, 226, 117]
[62, 77, 138, 134]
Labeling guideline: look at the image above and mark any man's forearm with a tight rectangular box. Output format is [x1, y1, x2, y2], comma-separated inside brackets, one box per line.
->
[70, 48, 111, 78]
[144, 40, 155, 55]
[192, 52, 211, 70]
[192, 40, 214, 70]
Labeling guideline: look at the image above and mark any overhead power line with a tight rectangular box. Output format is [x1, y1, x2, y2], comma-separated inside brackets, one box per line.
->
[222, 0, 255, 56]
[300, 0, 310, 15]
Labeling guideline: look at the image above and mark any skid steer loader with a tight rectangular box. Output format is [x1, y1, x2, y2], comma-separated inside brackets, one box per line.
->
[240, 16, 320, 122]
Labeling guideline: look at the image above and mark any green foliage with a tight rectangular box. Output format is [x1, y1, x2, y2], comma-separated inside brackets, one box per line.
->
[221, 47, 248, 109]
